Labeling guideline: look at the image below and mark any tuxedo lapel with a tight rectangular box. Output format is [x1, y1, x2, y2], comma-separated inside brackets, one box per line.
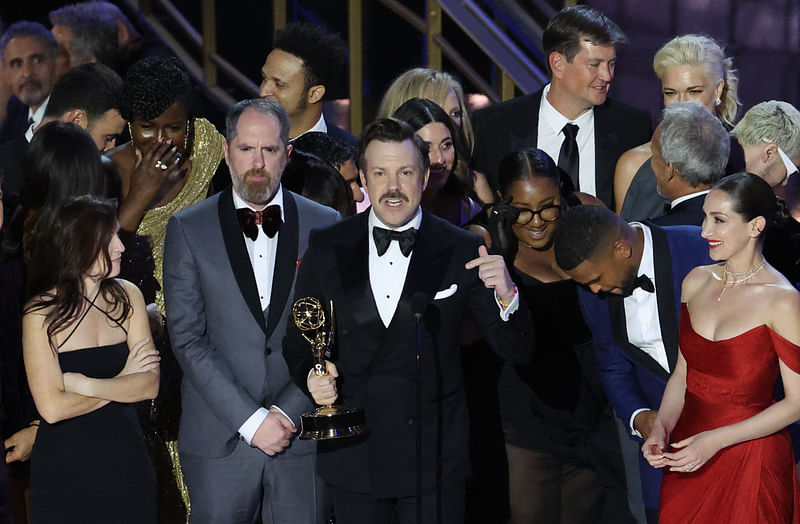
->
[648, 223, 679, 372]
[593, 103, 621, 207]
[509, 90, 542, 151]
[217, 187, 267, 334]
[265, 192, 299, 336]
[608, 296, 671, 382]
[334, 213, 385, 341]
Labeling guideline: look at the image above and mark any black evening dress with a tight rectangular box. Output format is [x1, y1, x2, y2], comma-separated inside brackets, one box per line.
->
[29, 342, 156, 523]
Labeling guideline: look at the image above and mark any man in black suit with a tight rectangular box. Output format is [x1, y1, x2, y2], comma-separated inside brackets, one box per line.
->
[471, 5, 651, 209]
[651, 102, 728, 227]
[283, 118, 533, 523]
[553, 205, 711, 522]
[259, 22, 355, 145]
[0, 22, 59, 145]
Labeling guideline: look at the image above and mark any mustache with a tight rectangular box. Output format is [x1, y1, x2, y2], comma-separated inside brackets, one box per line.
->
[379, 190, 409, 202]
[20, 79, 41, 90]
[243, 167, 267, 178]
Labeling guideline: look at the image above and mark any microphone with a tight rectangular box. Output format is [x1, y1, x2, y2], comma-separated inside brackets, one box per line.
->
[410, 291, 429, 322]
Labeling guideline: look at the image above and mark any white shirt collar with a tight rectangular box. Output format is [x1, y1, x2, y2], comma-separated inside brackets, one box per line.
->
[232, 184, 285, 221]
[671, 190, 709, 209]
[368, 206, 422, 233]
[540, 83, 593, 134]
[25, 96, 50, 143]
[630, 222, 655, 283]
[294, 114, 327, 140]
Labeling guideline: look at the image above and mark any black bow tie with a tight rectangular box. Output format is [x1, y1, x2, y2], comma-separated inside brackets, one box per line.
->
[373, 226, 417, 257]
[236, 206, 281, 241]
[634, 274, 655, 293]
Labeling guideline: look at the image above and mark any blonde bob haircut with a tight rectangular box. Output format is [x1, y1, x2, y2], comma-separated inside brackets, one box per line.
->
[377, 67, 474, 152]
[653, 34, 740, 126]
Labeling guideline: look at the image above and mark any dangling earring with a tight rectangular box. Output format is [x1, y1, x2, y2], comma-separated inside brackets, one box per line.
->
[715, 98, 722, 107]
[128, 122, 135, 149]
[183, 119, 191, 153]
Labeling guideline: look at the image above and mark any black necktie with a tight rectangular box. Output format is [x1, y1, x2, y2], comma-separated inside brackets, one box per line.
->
[558, 123, 580, 190]
[373, 226, 417, 257]
[634, 274, 655, 293]
[236, 206, 281, 241]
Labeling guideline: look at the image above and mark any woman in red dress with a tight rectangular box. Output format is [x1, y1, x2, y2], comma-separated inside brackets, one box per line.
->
[643, 172, 800, 523]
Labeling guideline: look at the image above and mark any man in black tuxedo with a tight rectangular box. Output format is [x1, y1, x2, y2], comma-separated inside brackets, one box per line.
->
[259, 22, 355, 145]
[283, 119, 533, 523]
[553, 205, 711, 522]
[0, 22, 59, 145]
[651, 102, 728, 227]
[471, 5, 651, 209]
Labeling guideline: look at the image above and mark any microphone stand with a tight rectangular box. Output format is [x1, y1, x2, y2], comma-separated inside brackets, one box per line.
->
[414, 307, 423, 524]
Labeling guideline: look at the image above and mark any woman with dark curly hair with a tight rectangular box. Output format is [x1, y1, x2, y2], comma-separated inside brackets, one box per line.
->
[109, 56, 224, 522]
[24, 196, 159, 523]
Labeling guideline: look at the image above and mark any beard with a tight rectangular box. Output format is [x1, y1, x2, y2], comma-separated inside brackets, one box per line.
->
[17, 79, 46, 107]
[619, 263, 640, 297]
[232, 167, 281, 205]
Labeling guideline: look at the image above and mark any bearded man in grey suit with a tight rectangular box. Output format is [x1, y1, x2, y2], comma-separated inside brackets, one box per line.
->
[164, 97, 339, 523]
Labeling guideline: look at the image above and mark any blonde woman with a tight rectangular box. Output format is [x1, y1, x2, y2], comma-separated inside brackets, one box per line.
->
[615, 34, 740, 221]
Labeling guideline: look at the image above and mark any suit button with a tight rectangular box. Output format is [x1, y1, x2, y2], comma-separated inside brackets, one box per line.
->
[408, 417, 414, 425]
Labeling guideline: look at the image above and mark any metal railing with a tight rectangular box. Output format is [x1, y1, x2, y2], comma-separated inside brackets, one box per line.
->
[125, 0, 551, 135]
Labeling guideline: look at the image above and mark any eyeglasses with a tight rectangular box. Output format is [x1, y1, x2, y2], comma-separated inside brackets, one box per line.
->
[515, 204, 561, 224]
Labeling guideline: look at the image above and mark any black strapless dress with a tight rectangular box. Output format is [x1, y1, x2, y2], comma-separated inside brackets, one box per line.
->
[29, 343, 156, 523]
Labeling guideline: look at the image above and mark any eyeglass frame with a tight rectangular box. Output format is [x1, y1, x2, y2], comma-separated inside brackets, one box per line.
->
[513, 203, 562, 225]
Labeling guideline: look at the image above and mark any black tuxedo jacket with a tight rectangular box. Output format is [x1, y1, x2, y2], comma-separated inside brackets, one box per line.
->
[650, 192, 706, 227]
[326, 121, 357, 146]
[0, 139, 26, 216]
[471, 87, 652, 209]
[0, 96, 30, 146]
[283, 210, 533, 497]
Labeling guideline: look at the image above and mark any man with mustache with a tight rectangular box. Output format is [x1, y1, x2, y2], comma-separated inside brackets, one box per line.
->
[0, 22, 59, 145]
[283, 118, 534, 523]
[471, 5, 651, 209]
[163, 98, 339, 523]
[553, 205, 710, 522]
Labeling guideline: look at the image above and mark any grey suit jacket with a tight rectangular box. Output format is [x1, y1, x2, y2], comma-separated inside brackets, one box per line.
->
[164, 186, 339, 458]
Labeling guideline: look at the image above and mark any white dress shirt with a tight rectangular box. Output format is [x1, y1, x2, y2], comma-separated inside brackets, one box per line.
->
[625, 222, 669, 436]
[367, 207, 519, 327]
[232, 186, 294, 444]
[537, 84, 597, 195]
[293, 113, 328, 140]
[24, 96, 49, 142]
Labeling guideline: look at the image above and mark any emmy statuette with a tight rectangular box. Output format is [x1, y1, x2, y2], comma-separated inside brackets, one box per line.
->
[292, 297, 365, 440]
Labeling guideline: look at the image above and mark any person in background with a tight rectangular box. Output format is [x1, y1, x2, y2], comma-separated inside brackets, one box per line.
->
[378, 67, 492, 204]
[615, 34, 740, 221]
[393, 97, 481, 226]
[281, 149, 354, 217]
[49, 3, 119, 71]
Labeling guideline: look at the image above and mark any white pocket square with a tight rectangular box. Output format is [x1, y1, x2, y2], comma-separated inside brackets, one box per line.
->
[434, 284, 458, 300]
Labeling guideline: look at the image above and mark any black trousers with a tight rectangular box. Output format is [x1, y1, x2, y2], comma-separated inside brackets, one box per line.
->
[329, 482, 465, 524]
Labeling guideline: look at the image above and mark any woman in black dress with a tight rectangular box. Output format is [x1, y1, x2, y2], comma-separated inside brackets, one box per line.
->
[23, 196, 158, 523]
[481, 149, 630, 523]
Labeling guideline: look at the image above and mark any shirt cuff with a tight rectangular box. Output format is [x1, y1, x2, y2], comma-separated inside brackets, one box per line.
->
[630, 408, 649, 438]
[269, 404, 296, 429]
[238, 407, 269, 445]
[495, 289, 519, 321]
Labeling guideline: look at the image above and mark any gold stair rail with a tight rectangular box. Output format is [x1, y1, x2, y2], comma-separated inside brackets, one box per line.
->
[126, 0, 548, 136]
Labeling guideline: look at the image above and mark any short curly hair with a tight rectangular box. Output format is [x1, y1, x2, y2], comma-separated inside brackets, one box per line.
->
[117, 56, 193, 121]
[273, 22, 347, 95]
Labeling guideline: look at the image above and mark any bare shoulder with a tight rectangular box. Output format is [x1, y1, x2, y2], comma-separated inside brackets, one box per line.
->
[681, 264, 718, 303]
[614, 143, 652, 212]
[765, 275, 800, 344]
[115, 278, 145, 302]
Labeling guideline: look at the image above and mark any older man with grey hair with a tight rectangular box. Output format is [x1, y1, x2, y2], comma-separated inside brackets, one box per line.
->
[650, 101, 729, 226]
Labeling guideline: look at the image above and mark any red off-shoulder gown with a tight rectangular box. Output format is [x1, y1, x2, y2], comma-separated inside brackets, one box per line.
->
[659, 305, 800, 523]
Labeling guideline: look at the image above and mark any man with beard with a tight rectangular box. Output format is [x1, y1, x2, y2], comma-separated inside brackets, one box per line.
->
[163, 98, 338, 523]
[283, 118, 533, 523]
[0, 22, 59, 145]
[552, 205, 710, 522]
[259, 22, 355, 144]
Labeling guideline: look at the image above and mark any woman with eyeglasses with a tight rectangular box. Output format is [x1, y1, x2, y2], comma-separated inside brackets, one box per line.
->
[477, 148, 629, 523]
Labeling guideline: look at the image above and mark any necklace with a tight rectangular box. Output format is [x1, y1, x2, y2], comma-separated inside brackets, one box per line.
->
[717, 256, 766, 301]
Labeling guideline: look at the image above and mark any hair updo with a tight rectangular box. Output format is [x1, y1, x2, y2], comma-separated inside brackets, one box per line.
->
[712, 172, 788, 236]
[118, 56, 193, 121]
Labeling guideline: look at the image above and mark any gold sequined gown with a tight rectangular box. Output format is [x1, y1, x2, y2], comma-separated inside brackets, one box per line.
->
[126, 117, 224, 523]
